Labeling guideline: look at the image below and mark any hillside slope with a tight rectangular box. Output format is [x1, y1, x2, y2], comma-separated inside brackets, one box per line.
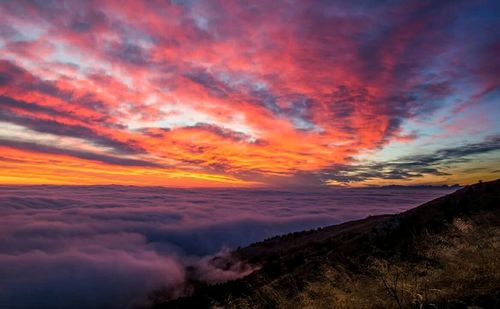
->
[152, 180, 500, 308]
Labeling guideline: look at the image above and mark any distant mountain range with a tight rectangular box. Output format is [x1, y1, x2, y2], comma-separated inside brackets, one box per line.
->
[150, 179, 500, 309]
[378, 184, 462, 189]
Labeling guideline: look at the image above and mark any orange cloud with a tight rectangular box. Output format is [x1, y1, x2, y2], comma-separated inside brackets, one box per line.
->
[1, 0, 498, 186]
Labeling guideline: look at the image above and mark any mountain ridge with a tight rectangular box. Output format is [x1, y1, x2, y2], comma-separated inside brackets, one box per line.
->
[151, 179, 500, 308]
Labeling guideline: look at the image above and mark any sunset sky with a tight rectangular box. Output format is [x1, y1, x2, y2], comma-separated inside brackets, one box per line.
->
[0, 0, 499, 187]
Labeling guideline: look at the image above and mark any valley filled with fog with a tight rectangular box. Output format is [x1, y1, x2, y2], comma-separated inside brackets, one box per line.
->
[0, 185, 455, 308]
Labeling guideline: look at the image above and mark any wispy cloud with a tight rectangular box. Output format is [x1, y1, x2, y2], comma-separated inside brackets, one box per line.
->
[324, 135, 500, 184]
[0, 0, 498, 186]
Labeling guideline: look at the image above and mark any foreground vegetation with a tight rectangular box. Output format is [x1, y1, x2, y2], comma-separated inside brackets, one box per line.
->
[296, 217, 500, 308]
[152, 180, 500, 308]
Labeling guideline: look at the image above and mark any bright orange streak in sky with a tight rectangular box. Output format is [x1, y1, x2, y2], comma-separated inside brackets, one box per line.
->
[0, 147, 260, 187]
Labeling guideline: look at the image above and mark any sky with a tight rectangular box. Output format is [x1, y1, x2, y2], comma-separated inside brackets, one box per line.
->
[0, 0, 499, 187]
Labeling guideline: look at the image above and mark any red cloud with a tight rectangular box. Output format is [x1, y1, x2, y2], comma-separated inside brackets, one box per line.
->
[0, 0, 498, 186]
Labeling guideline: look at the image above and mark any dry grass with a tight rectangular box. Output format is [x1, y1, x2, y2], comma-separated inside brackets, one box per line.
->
[292, 216, 500, 309]
[153, 181, 500, 309]
[209, 215, 500, 308]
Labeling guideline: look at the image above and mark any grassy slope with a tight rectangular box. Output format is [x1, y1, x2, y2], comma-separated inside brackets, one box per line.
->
[153, 180, 500, 309]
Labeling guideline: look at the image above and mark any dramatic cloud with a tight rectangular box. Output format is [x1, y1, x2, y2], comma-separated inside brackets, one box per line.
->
[0, 0, 498, 186]
[0, 185, 455, 308]
[324, 135, 500, 184]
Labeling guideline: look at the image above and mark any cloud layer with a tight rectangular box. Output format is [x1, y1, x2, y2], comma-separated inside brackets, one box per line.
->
[0, 185, 455, 308]
[0, 0, 499, 186]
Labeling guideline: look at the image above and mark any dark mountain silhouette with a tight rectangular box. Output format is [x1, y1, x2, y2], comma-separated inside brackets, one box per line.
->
[150, 179, 500, 308]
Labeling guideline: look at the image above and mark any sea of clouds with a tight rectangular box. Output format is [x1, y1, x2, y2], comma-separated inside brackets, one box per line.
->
[0, 185, 456, 308]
